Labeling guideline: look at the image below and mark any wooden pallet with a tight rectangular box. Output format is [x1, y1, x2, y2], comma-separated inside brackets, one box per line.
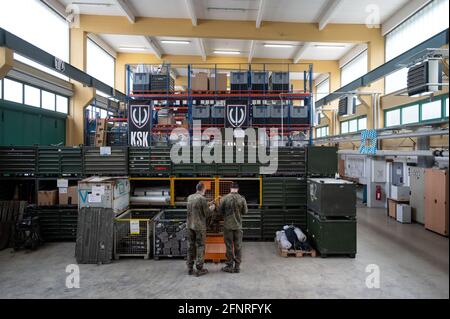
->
[275, 241, 316, 258]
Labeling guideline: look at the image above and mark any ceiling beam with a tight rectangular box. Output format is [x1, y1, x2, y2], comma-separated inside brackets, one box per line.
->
[184, 0, 198, 26]
[318, 0, 344, 31]
[197, 38, 207, 61]
[88, 33, 117, 58]
[79, 15, 382, 43]
[144, 36, 163, 59]
[248, 40, 256, 63]
[256, 0, 266, 28]
[115, 0, 136, 24]
[40, 0, 69, 19]
[293, 43, 312, 63]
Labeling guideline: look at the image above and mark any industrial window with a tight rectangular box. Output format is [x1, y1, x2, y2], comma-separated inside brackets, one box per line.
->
[340, 121, 349, 134]
[24, 85, 41, 108]
[446, 98, 449, 118]
[421, 100, 442, 121]
[56, 95, 69, 114]
[315, 78, 330, 102]
[0, 0, 70, 80]
[3, 78, 23, 104]
[401, 104, 419, 124]
[385, 0, 449, 94]
[340, 116, 367, 134]
[41, 91, 56, 111]
[87, 39, 116, 89]
[358, 117, 367, 130]
[316, 126, 329, 138]
[341, 51, 368, 87]
[385, 109, 401, 127]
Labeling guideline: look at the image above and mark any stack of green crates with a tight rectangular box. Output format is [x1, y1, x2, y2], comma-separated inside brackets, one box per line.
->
[306, 177, 357, 258]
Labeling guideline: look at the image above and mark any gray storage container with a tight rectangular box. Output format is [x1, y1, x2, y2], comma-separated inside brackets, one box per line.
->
[76, 207, 115, 264]
[192, 105, 210, 119]
[253, 105, 269, 118]
[270, 72, 289, 84]
[270, 104, 289, 118]
[230, 71, 248, 84]
[307, 178, 356, 217]
[153, 209, 188, 259]
[250, 72, 269, 84]
[290, 105, 308, 118]
[211, 105, 225, 119]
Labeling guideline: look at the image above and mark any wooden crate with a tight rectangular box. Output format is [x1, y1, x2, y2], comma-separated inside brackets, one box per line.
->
[275, 240, 316, 258]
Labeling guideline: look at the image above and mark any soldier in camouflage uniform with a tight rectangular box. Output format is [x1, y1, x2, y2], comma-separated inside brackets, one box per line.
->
[218, 182, 248, 273]
[186, 182, 214, 277]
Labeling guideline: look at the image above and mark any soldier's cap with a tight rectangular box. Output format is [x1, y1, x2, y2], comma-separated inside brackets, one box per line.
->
[230, 182, 239, 189]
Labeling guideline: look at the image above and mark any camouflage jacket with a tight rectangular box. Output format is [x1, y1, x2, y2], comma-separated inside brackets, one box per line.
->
[186, 192, 212, 231]
[218, 193, 248, 230]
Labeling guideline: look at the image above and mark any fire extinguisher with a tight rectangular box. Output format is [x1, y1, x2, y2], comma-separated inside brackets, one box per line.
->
[375, 185, 382, 201]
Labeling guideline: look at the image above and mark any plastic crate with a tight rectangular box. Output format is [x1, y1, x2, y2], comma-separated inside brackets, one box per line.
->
[153, 209, 187, 259]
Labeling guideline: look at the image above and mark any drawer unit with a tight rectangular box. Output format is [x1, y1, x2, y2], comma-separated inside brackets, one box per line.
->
[83, 147, 128, 176]
[128, 147, 150, 175]
[275, 147, 307, 176]
[149, 147, 172, 176]
[307, 146, 338, 177]
[262, 177, 306, 207]
[37, 147, 83, 176]
[307, 178, 356, 217]
[242, 208, 262, 240]
[306, 211, 356, 257]
[0, 146, 36, 176]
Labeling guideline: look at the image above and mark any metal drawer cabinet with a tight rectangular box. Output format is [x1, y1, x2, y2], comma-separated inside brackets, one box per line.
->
[242, 208, 262, 240]
[306, 210, 356, 258]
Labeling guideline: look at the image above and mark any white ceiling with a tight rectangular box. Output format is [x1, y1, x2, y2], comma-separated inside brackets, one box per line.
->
[60, 0, 409, 62]
[59, 0, 408, 24]
[99, 34, 356, 61]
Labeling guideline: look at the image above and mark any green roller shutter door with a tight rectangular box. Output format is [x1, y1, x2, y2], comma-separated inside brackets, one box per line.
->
[0, 100, 66, 146]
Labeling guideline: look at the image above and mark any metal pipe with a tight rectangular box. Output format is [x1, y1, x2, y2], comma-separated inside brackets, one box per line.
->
[338, 149, 448, 157]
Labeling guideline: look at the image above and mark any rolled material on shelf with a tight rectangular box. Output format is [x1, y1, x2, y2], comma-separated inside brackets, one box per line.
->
[130, 196, 170, 205]
[133, 187, 170, 197]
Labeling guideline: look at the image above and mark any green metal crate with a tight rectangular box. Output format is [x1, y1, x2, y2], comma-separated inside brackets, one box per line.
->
[262, 177, 306, 207]
[242, 208, 262, 240]
[129, 147, 151, 175]
[307, 146, 338, 177]
[83, 146, 128, 176]
[306, 210, 356, 258]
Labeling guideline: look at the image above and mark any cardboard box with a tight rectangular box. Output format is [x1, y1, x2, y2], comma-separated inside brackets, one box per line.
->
[59, 186, 78, 205]
[390, 185, 410, 201]
[38, 190, 58, 206]
[388, 199, 397, 219]
[191, 72, 209, 91]
[209, 73, 227, 91]
[396, 204, 411, 223]
[158, 115, 174, 125]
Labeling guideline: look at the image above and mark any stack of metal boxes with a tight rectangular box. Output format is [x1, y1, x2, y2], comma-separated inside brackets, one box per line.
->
[290, 105, 309, 125]
[306, 178, 357, 258]
[269, 103, 289, 125]
[153, 209, 188, 259]
[150, 74, 175, 92]
[133, 73, 151, 93]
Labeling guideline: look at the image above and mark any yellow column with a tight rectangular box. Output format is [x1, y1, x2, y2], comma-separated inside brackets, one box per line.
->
[66, 84, 95, 146]
[67, 27, 92, 145]
[0, 47, 14, 79]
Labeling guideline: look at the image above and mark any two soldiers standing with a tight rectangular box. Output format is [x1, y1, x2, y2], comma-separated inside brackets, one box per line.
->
[186, 182, 247, 276]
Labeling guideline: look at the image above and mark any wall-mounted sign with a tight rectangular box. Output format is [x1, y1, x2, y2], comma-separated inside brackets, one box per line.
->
[129, 103, 151, 147]
[226, 104, 248, 128]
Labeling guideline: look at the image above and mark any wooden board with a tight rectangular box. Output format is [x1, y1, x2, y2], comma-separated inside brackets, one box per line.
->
[275, 240, 316, 258]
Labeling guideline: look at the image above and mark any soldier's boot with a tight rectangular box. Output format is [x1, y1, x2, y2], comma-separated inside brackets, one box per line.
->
[188, 268, 195, 276]
[233, 264, 240, 273]
[196, 268, 208, 277]
[222, 263, 234, 273]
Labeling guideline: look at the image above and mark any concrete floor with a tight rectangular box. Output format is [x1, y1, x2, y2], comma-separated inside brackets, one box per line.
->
[0, 206, 448, 299]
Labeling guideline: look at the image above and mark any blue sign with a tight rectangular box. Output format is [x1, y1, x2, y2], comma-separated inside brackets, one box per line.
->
[359, 129, 377, 155]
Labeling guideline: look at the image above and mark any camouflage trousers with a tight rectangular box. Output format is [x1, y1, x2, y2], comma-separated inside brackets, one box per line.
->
[187, 229, 206, 270]
[224, 228, 243, 267]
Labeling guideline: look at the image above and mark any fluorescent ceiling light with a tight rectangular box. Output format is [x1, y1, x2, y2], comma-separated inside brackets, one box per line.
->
[214, 50, 240, 55]
[72, 2, 113, 6]
[161, 40, 191, 44]
[264, 44, 294, 48]
[314, 44, 346, 48]
[119, 47, 146, 51]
